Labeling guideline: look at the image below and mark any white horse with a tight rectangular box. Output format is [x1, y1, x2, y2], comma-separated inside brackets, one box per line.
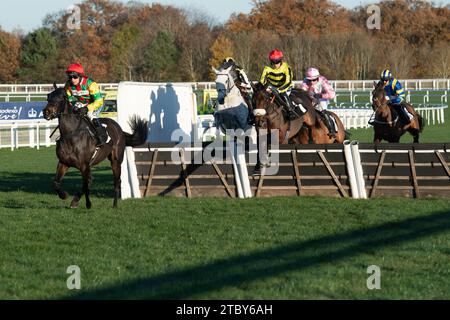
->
[212, 65, 252, 133]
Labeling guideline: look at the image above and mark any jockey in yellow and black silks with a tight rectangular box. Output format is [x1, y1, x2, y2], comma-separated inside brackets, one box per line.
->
[259, 49, 299, 120]
[64, 63, 107, 146]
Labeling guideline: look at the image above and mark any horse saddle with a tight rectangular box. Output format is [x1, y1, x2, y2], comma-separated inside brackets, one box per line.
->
[83, 117, 111, 145]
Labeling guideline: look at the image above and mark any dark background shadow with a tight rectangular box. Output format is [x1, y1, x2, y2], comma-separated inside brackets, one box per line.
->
[148, 85, 189, 143]
[65, 209, 450, 299]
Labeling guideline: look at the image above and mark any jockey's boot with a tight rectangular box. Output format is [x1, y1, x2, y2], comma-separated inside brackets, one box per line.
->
[282, 94, 301, 120]
[322, 111, 337, 138]
[401, 106, 412, 126]
[393, 103, 411, 128]
[92, 118, 108, 147]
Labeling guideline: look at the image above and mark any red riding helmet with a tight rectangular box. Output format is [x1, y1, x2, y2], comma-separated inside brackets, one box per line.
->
[65, 63, 85, 76]
[269, 49, 283, 63]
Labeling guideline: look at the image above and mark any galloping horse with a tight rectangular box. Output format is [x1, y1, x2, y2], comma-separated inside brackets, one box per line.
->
[371, 81, 425, 143]
[212, 64, 252, 134]
[252, 83, 315, 144]
[252, 83, 347, 144]
[43, 84, 148, 209]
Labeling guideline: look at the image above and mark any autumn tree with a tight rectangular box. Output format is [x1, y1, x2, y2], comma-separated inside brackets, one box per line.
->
[0, 28, 20, 82]
[43, 0, 128, 82]
[18, 28, 59, 83]
[208, 35, 234, 79]
[227, 0, 355, 36]
[111, 24, 141, 81]
[429, 42, 450, 79]
[143, 29, 180, 82]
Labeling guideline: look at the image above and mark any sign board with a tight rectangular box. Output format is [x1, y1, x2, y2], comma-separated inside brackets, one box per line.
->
[0, 102, 47, 122]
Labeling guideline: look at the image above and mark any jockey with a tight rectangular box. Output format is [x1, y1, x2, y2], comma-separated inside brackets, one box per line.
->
[222, 57, 253, 97]
[64, 63, 107, 146]
[380, 69, 410, 125]
[220, 57, 254, 124]
[259, 49, 299, 120]
[301, 67, 337, 137]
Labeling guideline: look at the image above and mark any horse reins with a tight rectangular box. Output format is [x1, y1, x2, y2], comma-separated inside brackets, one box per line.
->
[371, 97, 399, 126]
[216, 72, 236, 94]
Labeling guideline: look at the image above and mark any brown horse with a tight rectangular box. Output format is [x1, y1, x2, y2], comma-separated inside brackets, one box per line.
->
[371, 81, 425, 143]
[252, 83, 346, 144]
[252, 83, 316, 144]
[297, 110, 347, 144]
[43, 84, 148, 209]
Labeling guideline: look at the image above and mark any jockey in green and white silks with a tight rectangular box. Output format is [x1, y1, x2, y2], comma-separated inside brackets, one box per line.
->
[64, 63, 108, 146]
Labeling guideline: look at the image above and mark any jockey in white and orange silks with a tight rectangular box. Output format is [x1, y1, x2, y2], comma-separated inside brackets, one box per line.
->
[301, 67, 337, 137]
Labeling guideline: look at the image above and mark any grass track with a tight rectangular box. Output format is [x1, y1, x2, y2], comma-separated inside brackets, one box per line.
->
[0, 148, 450, 299]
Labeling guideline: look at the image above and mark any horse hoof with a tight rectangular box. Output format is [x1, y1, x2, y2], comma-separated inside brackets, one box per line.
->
[86, 202, 92, 210]
[58, 191, 68, 200]
[252, 168, 262, 176]
[70, 200, 79, 209]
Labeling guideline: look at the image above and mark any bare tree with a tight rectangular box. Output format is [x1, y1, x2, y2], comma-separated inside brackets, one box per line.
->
[430, 42, 450, 78]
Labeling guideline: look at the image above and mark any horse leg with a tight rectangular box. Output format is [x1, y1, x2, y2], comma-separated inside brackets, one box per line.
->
[109, 148, 123, 208]
[70, 166, 91, 209]
[54, 162, 69, 200]
[83, 167, 93, 209]
[253, 126, 269, 175]
[254, 126, 262, 173]
[408, 128, 420, 143]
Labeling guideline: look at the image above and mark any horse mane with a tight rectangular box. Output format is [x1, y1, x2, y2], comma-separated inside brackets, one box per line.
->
[48, 87, 66, 99]
[291, 88, 317, 123]
[373, 80, 385, 96]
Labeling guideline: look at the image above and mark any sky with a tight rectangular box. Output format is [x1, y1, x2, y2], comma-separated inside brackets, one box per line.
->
[1, 0, 449, 33]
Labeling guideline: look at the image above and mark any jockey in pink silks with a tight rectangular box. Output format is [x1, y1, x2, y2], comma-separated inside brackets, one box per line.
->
[301, 67, 337, 137]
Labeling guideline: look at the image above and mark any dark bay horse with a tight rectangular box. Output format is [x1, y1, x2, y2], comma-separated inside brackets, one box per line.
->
[371, 81, 425, 143]
[43, 84, 148, 209]
[252, 83, 346, 144]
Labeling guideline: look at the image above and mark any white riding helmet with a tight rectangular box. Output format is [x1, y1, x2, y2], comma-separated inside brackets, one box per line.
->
[306, 67, 320, 80]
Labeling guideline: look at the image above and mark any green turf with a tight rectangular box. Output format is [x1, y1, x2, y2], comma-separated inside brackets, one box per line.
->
[1, 147, 450, 299]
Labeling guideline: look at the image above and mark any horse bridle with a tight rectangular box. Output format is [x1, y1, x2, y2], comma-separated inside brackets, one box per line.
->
[216, 72, 236, 94]
[371, 93, 399, 125]
[46, 93, 70, 120]
[254, 90, 284, 127]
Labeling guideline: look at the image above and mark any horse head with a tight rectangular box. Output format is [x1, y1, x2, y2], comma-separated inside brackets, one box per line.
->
[43, 83, 69, 120]
[252, 83, 284, 130]
[212, 65, 239, 108]
[371, 80, 392, 122]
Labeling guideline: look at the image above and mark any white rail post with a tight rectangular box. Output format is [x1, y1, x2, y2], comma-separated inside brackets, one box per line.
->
[344, 140, 359, 199]
[29, 123, 35, 148]
[351, 141, 367, 199]
[229, 140, 244, 198]
[36, 122, 40, 150]
[45, 124, 51, 147]
[11, 122, 16, 150]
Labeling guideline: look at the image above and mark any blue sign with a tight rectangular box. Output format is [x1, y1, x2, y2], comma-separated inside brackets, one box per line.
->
[0, 102, 47, 122]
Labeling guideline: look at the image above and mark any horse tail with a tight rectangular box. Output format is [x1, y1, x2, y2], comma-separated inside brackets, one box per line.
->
[418, 114, 425, 133]
[124, 115, 148, 147]
[344, 130, 352, 140]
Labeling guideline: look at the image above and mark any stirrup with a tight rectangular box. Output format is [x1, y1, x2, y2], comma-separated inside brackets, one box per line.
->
[96, 138, 106, 147]
[95, 128, 108, 146]
[288, 111, 299, 120]
[286, 105, 300, 120]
